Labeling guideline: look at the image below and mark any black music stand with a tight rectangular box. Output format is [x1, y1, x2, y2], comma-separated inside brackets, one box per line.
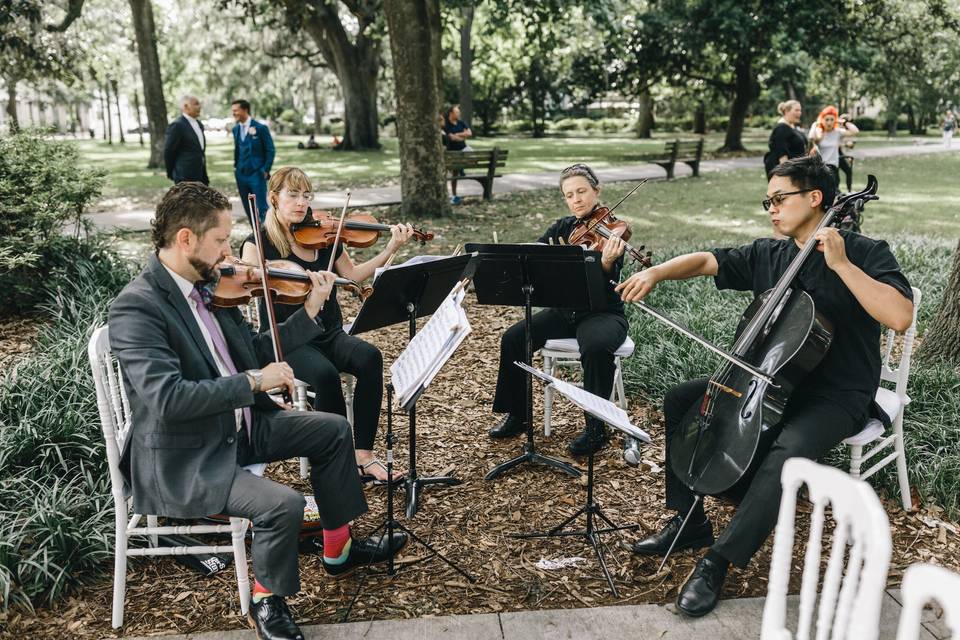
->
[348, 253, 475, 518]
[465, 243, 607, 481]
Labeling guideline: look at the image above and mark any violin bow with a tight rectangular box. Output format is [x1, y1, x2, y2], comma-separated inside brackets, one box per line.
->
[326, 190, 351, 272]
[605, 178, 649, 216]
[248, 195, 285, 365]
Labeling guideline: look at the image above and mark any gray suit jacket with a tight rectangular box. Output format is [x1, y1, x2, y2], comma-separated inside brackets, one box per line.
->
[108, 254, 323, 518]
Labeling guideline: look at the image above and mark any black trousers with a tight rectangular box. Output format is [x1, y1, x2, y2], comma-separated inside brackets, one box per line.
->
[493, 308, 628, 427]
[663, 377, 866, 568]
[229, 409, 368, 596]
[838, 153, 854, 192]
[285, 328, 383, 450]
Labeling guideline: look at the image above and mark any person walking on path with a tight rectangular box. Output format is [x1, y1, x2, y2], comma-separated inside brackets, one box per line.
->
[443, 104, 473, 205]
[764, 100, 807, 178]
[164, 95, 209, 185]
[808, 105, 859, 189]
[231, 99, 276, 225]
[943, 109, 956, 148]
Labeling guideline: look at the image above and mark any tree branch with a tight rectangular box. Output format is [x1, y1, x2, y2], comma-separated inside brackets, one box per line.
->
[46, 0, 85, 32]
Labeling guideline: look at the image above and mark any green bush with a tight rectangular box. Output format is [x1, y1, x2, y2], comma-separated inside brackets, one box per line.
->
[0, 130, 106, 314]
[502, 118, 534, 133]
[621, 241, 960, 518]
[0, 251, 135, 609]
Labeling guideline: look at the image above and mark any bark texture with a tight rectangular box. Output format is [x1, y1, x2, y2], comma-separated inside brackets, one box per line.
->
[721, 57, 752, 152]
[918, 240, 960, 367]
[383, 0, 449, 217]
[458, 6, 474, 124]
[129, 0, 167, 168]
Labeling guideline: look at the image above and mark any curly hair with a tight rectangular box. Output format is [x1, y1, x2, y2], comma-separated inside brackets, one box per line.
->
[151, 182, 232, 252]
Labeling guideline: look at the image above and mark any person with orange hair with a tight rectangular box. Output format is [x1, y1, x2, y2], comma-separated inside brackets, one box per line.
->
[809, 106, 858, 190]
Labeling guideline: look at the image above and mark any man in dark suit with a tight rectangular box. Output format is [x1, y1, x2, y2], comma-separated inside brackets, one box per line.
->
[231, 99, 276, 225]
[109, 182, 405, 640]
[164, 95, 209, 184]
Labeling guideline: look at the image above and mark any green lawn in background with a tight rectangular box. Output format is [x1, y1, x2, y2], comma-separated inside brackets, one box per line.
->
[77, 127, 939, 208]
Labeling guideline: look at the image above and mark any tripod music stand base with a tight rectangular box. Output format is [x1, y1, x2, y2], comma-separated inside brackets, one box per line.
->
[403, 475, 462, 519]
[367, 517, 475, 582]
[484, 446, 582, 480]
[512, 504, 637, 597]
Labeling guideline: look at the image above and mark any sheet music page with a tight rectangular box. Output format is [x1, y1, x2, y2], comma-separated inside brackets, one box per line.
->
[513, 361, 650, 442]
[373, 254, 447, 282]
[390, 287, 470, 406]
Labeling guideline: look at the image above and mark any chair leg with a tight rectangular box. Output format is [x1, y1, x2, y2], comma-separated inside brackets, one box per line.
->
[543, 355, 554, 437]
[299, 457, 310, 480]
[848, 444, 863, 480]
[892, 414, 912, 511]
[146, 514, 158, 547]
[614, 357, 627, 409]
[112, 505, 128, 629]
[232, 518, 251, 616]
[343, 374, 355, 426]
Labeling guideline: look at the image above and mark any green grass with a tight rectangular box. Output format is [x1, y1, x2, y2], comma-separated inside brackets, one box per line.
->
[76, 127, 936, 207]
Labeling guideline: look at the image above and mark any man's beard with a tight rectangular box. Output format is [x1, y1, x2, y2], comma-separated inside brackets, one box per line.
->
[188, 254, 221, 284]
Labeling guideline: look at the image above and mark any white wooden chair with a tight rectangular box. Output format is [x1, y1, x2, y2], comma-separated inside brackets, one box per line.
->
[895, 563, 960, 640]
[540, 336, 635, 436]
[88, 326, 251, 629]
[842, 286, 921, 511]
[761, 458, 892, 640]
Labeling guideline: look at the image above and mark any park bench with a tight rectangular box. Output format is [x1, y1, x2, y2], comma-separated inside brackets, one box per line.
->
[636, 138, 705, 180]
[445, 147, 509, 200]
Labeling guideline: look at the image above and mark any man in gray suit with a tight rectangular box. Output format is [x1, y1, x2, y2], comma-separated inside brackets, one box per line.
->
[109, 182, 405, 640]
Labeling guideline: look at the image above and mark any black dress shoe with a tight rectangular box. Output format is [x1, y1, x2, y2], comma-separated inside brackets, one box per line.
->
[322, 532, 409, 578]
[677, 554, 728, 617]
[488, 414, 527, 438]
[631, 513, 713, 556]
[248, 595, 304, 640]
[567, 423, 609, 456]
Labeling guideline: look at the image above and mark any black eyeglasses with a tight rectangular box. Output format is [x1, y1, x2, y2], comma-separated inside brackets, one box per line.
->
[762, 189, 813, 211]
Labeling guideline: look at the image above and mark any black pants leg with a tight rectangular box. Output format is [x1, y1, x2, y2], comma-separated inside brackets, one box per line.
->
[316, 330, 384, 451]
[492, 308, 577, 417]
[575, 312, 629, 427]
[284, 342, 347, 416]
[663, 378, 710, 514]
[838, 154, 854, 192]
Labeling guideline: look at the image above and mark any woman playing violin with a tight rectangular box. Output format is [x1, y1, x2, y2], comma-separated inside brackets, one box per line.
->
[488, 163, 628, 456]
[241, 166, 415, 483]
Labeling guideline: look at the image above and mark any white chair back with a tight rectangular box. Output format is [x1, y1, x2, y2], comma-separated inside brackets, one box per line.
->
[895, 563, 960, 640]
[762, 458, 892, 640]
[879, 287, 921, 401]
[88, 326, 133, 504]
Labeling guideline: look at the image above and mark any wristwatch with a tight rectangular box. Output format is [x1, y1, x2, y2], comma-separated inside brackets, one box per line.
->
[246, 369, 263, 393]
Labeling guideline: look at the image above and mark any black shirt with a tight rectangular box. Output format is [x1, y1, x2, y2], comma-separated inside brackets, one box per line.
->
[242, 231, 345, 334]
[765, 123, 807, 177]
[443, 119, 470, 151]
[711, 233, 912, 410]
[537, 215, 625, 314]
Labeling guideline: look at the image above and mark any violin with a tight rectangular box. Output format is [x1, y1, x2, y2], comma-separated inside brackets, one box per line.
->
[290, 207, 434, 250]
[211, 256, 372, 308]
[568, 180, 652, 267]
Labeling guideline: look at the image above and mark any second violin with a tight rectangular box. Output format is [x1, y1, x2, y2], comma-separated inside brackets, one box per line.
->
[291, 207, 434, 250]
[567, 180, 652, 268]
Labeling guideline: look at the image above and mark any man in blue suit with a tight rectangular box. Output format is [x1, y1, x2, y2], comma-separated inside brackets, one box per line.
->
[231, 99, 276, 225]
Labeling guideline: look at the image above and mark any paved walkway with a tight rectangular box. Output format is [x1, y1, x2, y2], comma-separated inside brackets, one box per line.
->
[88, 141, 956, 233]
[129, 589, 949, 639]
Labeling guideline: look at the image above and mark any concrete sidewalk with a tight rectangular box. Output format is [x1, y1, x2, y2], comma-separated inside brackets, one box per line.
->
[87, 142, 957, 234]
[129, 589, 950, 640]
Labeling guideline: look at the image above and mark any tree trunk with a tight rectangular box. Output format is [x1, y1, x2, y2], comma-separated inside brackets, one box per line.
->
[4, 74, 19, 132]
[383, 0, 449, 217]
[129, 0, 168, 168]
[459, 6, 475, 125]
[311, 67, 323, 135]
[111, 78, 126, 144]
[918, 240, 960, 367]
[529, 57, 545, 138]
[295, 1, 382, 151]
[132, 84, 144, 146]
[99, 84, 110, 142]
[693, 100, 706, 134]
[635, 88, 653, 138]
[720, 57, 753, 152]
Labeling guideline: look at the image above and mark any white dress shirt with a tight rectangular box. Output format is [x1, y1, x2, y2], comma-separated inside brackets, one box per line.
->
[163, 263, 243, 431]
[183, 113, 205, 150]
[238, 117, 251, 141]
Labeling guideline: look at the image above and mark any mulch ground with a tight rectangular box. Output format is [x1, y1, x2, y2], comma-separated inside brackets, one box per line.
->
[3, 295, 959, 639]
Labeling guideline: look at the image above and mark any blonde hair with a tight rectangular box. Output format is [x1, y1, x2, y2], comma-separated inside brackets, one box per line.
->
[263, 167, 313, 258]
[778, 100, 801, 116]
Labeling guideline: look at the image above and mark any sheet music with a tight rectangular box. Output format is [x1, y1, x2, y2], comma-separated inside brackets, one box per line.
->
[513, 361, 651, 443]
[390, 286, 471, 408]
[373, 254, 447, 283]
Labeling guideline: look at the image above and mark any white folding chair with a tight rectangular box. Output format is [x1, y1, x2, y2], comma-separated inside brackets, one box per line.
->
[895, 563, 960, 640]
[540, 336, 635, 436]
[88, 326, 251, 629]
[843, 286, 921, 511]
[761, 458, 892, 640]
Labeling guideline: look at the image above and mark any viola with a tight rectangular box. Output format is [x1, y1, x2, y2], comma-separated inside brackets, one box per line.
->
[290, 207, 434, 250]
[568, 205, 652, 268]
[211, 256, 372, 308]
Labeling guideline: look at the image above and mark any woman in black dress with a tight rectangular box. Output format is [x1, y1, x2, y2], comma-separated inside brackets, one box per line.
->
[764, 100, 807, 178]
[241, 166, 414, 483]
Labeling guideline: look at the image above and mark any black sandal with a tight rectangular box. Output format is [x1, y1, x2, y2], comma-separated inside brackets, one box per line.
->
[357, 459, 399, 486]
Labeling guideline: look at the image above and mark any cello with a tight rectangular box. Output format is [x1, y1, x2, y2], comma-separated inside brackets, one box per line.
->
[625, 176, 879, 562]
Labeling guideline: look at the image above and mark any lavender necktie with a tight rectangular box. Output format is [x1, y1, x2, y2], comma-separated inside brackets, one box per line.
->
[189, 288, 253, 439]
